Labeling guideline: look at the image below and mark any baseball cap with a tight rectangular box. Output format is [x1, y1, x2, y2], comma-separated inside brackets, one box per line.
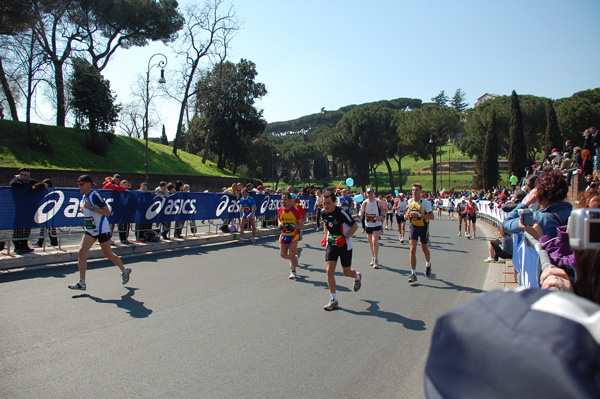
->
[367, 187, 375, 193]
[77, 175, 95, 185]
[257, 185, 264, 190]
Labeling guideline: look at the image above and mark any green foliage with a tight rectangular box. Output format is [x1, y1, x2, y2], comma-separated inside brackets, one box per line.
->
[0, 119, 234, 177]
[191, 59, 267, 172]
[555, 88, 600, 143]
[461, 94, 547, 162]
[508, 91, 529, 180]
[431, 90, 449, 107]
[482, 107, 499, 189]
[161, 125, 169, 146]
[544, 99, 562, 157]
[450, 88, 469, 113]
[69, 58, 121, 142]
[326, 106, 393, 190]
[264, 97, 422, 136]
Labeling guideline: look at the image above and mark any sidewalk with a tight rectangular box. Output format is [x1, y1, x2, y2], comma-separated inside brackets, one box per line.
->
[0, 226, 282, 271]
[479, 222, 520, 291]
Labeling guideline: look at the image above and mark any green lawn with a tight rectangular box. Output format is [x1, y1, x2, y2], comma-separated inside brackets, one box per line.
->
[0, 120, 234, 177]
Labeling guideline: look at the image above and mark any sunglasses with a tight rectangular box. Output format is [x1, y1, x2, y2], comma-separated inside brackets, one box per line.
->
[77, 182, 87, 186]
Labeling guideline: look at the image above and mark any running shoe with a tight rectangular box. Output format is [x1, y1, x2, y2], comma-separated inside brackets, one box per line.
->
[373, 259, 379, 269]
[466, 233, 470, 238]
[408, 273, 418, 283]
[236, 238, 244, 244]
[289, 271, 296, 280]
[121, 268, 132, 285]
[457, 232, 461, 236]
[369, 258, 375, 266]
[484, 257, 496, 263]
[323, 298, 339, 311]
[353, 272, 362, 292]
[68, 281, 86, 291]
[425, 263, 432, 277]
[400, 238, 404, 244]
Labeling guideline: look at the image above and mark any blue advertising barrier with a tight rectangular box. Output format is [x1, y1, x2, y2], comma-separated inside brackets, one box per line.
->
[512, 233, 541, 288]
[0, 187, 316, 230]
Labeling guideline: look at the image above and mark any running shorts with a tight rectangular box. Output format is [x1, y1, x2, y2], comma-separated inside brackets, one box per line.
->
[84, 231, 111, 243]
[396, 214, 406, 224]
[409, 224, 429, 244]
[326, 246, 353, 267]
[365, 225, 382, 235]
[468, 214, 477, 223]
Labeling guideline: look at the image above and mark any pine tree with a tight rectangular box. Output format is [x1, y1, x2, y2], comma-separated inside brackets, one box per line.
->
[508, 90, 528, 180]
[544, 99, 562, 157]
[482, 106, 499, 190]
[431, 90, 449, 107]
[161, 124, 169, 145]
[450, 88, 469, 113]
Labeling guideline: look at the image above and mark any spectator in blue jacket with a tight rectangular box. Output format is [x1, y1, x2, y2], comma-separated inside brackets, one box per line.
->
[502, 170, 572, 239]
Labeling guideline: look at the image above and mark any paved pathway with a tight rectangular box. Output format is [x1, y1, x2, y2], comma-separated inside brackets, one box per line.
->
[1, 217, 507, 398]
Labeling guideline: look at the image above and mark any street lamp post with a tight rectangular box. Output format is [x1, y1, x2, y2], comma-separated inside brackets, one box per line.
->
[144, 53, 168, 185]
[429, 128, 440, 193]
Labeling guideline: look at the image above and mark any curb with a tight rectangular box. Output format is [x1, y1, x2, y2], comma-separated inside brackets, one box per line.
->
[0, 227, 284, 271]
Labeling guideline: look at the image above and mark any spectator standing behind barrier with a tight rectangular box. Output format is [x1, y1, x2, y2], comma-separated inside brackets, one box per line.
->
[9, 167, 45, 254]
[36, 179, 59, 248]
[154, 181, 170, 240]
[173, 180, 185, 239]
[502, 170, 572, 239]
[135, 182, 155, 241]
[117, 180, 132, 244]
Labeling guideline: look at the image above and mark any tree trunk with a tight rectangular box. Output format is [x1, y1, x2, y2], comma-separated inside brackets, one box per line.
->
[0, 56, 19, 121]
[371, 164, 378, 192]
[384, 159, 394, 193]
[172, 57, 200, 156]
[53, 60, 66, 126]
[395, 157, 403, 193]
[432, 146, 438, 193]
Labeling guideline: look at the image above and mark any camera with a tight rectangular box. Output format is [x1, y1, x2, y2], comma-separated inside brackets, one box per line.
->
[568, 208, 600, 250]
[518, 208, 534, 226]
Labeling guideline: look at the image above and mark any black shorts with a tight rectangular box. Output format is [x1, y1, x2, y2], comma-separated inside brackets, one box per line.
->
[468, 214, 477, 223]
[326, 246, 352, 267]
[365, 225, 382, 235]
[386, 213, 394, 222]
[396, 214, 406, 224]
[409, 224, 429, 244]
[85, 231, 111, 243]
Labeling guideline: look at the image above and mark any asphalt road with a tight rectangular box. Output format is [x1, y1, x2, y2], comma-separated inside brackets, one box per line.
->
[1, 216, 494, 399]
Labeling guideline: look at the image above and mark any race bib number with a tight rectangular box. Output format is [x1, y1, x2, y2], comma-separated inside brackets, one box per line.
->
[366, 214, 376, 222]
[84, 217, 96, 229]
[243, 206, 250, 212]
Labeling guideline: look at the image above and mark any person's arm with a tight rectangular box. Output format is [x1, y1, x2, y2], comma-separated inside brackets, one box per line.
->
[540, 265, 575, 292]
[250, 203, 257, 219]
[502, 202, 529, 234]
[346, 222, 358, 239]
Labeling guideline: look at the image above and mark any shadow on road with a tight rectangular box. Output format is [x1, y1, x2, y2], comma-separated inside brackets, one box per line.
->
[72, 287, 153, 318]
[341, 299, 426, 331]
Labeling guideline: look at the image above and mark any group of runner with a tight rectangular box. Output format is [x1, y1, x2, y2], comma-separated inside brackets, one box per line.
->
[277, 183, 434, 311]
[66, 176, 439, 312]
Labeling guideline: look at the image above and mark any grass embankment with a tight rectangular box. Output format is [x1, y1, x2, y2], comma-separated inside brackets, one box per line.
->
[0, 120, 234, 177]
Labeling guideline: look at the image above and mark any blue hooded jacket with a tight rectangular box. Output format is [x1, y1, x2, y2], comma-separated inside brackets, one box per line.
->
[502, 201, 573, 239]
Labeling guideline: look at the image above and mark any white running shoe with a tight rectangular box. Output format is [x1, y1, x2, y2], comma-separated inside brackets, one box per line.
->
[373, 259, 379, 269]
[369, 257, 375, 266]
[458, 232, 461, 236]
[289, 271, 296, 280]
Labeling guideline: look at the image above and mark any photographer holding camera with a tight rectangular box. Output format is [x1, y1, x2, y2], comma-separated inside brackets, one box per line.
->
[502, 170, 572, 240]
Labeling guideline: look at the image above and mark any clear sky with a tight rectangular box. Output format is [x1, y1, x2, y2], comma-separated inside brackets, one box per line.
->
[97, 0, 600, 140]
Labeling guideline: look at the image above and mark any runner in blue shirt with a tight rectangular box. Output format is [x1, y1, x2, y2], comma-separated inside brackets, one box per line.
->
[340, 189, 354, 215]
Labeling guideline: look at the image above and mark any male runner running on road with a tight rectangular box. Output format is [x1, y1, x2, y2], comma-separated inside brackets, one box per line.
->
[407, 183, 434, 283]
[394, 192, 408, 243]
[320, 190, 361, 311]
[465, 196, 478, 239]
[359, 188, 388, 268]
[457, 197, 468, 236]
[238, 188, 257, 244]
[278, 193, 305, 280]
[68, 175, 131, 291]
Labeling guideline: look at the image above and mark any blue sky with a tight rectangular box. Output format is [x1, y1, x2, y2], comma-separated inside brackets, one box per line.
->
[100, 0, 600, 139]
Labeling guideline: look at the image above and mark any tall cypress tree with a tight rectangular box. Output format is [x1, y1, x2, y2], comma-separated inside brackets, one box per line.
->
[508, 90, 528, 180]
[544, 99, 562, 157]
[483, 106, 499, 190]
[161, 125, 169, 145]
